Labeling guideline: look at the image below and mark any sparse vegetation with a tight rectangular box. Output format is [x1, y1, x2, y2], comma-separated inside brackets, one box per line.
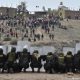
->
[3, 37, 11, 41]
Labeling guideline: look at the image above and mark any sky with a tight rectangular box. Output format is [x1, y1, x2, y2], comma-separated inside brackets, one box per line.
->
[0, 0, 80, 11]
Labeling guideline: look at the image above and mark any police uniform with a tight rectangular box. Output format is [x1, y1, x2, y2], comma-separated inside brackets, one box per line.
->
[44, 52, 54, 73]
[65, 51, 73, 72]
[19, 48, 30, 72]
[0, 48, 6, 72]
[30, 50, 42, 72]
[58, 53, 65, 73]
[73, 50, 80, 72]
[7, 47, 16, 73]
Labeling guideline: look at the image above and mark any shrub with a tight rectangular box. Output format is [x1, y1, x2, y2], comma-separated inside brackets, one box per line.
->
[3, 37, 11, 41]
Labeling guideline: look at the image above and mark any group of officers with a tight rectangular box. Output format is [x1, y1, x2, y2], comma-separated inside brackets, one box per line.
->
[0, 47, 80, 74]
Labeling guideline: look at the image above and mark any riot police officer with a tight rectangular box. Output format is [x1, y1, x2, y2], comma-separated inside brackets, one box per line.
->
[58, 53, 65, 73]
[30, 50, 42, 72]
[19, 48, 30, 72]
[73, 50, 80, 73]
[7, 47, 17, 73]
[0, 48, 6, 73]
[65, 51, 73, 72]
[44, 52, 54, 73]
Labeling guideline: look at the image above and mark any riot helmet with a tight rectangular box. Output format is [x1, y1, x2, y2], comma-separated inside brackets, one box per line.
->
[11, 47, 16, 52]
[23, 48, 28, 53]
[67, 51, 72, 55]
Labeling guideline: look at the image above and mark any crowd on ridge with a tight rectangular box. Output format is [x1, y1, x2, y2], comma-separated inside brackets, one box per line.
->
[0, 15, 67, 42]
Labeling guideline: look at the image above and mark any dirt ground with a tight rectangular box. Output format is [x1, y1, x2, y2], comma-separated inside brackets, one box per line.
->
[0, 72, 80, 80]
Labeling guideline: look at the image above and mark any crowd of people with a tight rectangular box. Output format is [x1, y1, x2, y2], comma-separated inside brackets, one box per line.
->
[0, 47, 80, 74]
[0, 15, 62, 42]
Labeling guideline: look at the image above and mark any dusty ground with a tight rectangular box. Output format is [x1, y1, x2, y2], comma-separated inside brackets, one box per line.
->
[1, 19, 80, 43]
[0, 72, 80, 80]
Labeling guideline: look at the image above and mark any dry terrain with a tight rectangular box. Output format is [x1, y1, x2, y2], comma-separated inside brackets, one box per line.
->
[0, 72, 80, 80]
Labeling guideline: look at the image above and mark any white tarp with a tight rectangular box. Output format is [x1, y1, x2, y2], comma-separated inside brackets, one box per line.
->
[42, 46, 56, 55]
[75, 43, 80, 53]
[16, 41, 30, 52]
[30, 46, 43, 55]
[0, 45, 7, 55]
[16, 45, 30, 52]
[63, 47, 75, 55]
[29, 46, 55, 55]
[8, 45, 17, 53]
